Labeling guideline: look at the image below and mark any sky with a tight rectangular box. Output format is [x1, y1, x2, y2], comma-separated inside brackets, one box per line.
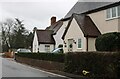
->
[0, 0, 118, 32]
[0, 0, 78, 31]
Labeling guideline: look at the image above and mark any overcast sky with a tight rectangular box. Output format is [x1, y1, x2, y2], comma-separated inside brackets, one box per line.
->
[0, 0, 78, 31]
[0, 0, 118, 32]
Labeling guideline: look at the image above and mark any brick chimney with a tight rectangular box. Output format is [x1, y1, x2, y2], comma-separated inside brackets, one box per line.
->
[51, 16, 56, 25]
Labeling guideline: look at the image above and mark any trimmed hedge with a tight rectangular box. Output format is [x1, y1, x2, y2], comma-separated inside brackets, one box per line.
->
[15, 53, 65, 63]
[64, 52, 120, 78]
[15, 52, 120, 78]
[95, 32, 120, 51]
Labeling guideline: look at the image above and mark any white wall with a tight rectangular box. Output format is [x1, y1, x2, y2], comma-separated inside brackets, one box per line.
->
[89, 10, 119, 34]
[53, 21, 68, 48]
[38, 44, 54, 52]
[32, 31, 39, 52]
[0, 32, 2, 53]
[88, 38, 96, 51]
[32, 31, 55, 53]
[63, 18, 86, 53]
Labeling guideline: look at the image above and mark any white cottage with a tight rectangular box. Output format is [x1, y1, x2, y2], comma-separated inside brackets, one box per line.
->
[62, 14, 101, 53]
[62, 1, 120, 53]
[32, 30, 55, 53]
[46, 17, 67, 48]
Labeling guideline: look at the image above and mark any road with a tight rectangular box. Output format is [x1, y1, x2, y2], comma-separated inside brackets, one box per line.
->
[1, 57, 67, 79]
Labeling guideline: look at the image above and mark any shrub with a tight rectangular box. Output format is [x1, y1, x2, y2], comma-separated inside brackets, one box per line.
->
[64, 52, 120, 78]
[15, 53, 65, 63]
[95, 32, 120, 51]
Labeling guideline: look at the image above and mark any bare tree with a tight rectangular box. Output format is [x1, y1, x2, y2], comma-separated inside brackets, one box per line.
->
[0, 18, 14, 51]
[0, 18, 33, 51]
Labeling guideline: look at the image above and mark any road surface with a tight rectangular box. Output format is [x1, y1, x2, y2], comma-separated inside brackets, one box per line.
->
[1, 57, 67, 79]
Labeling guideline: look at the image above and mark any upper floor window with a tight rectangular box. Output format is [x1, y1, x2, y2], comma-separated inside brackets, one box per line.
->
[106, 8, 111, 19]
[112, 7, 117, 18]
[117, 6, 120, 16]
[106, 6, 120, 19]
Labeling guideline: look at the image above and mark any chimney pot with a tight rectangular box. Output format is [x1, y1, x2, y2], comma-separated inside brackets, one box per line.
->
[51, 16, 56, 25]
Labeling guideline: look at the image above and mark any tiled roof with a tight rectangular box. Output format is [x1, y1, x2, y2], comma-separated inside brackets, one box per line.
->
[62, 14, 101, 39]
[46, 21, 63, 34]
[64, 2, 113, 19]
[36, 30, 55, 44]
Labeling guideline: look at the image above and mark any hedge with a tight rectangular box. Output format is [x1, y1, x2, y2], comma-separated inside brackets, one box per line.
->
[15, 53, 65, 63]
[64, 52, 120, 79]
[95, 32, 120, 51]
[15, 52, 120, 78]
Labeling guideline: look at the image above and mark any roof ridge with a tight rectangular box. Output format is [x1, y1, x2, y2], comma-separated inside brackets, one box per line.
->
[64, 2, 116, 19]
[37, 29, 53, 31]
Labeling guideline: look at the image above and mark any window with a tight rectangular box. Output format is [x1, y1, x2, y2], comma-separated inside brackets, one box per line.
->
[117, 6, 120, 16]
[112, 7, 117, 18]
[106, 8, 111, 19]
[78, 39, 82, 48]
[106, 6, 120, 19]
[45, 45, 50, 52]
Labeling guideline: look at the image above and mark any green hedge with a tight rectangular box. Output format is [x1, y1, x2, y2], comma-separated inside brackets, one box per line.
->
[15, 52, 120, 78]
[15, 53, 65, 63]
[95, 32, 120, 51]
[64, 52, 120, 78]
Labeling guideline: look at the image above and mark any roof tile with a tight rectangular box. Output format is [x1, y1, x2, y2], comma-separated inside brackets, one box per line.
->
[36, 30, 55, 44]
[62, 14, 101, 39]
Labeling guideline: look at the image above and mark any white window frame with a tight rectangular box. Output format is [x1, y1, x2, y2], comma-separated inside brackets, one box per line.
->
[45, 45, 50, 52]
[77, 38, 82, 49]
[117, 5, 120, 17]
[111, 7, 117, 18]
[106, 6, 120, 20]
[106, 8, 111, 19]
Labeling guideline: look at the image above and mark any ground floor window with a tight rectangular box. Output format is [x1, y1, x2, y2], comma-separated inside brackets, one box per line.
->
[78, 39, 82, 48]
[45, 45, 50, 52]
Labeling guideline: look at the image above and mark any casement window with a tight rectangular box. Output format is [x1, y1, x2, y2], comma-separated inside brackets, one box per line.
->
[111, 7, 117, 18]
[106, 6, 120, 19]
[106, 8, 111, 19]
[45, 45, 50, 52]
[117, 6, 120, 16]
[78, 39, 82, 48]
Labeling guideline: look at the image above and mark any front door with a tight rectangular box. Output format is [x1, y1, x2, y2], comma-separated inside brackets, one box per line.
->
[68, 39, 73, 52]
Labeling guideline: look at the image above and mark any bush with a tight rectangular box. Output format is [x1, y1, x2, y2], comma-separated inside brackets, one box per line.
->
[95, 32, 120, 51]
[64, 52, 120, 78]
[15, 53, 65, 63]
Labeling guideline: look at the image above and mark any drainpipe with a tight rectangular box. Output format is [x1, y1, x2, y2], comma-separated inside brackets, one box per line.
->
[86, 37, 88, 51]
